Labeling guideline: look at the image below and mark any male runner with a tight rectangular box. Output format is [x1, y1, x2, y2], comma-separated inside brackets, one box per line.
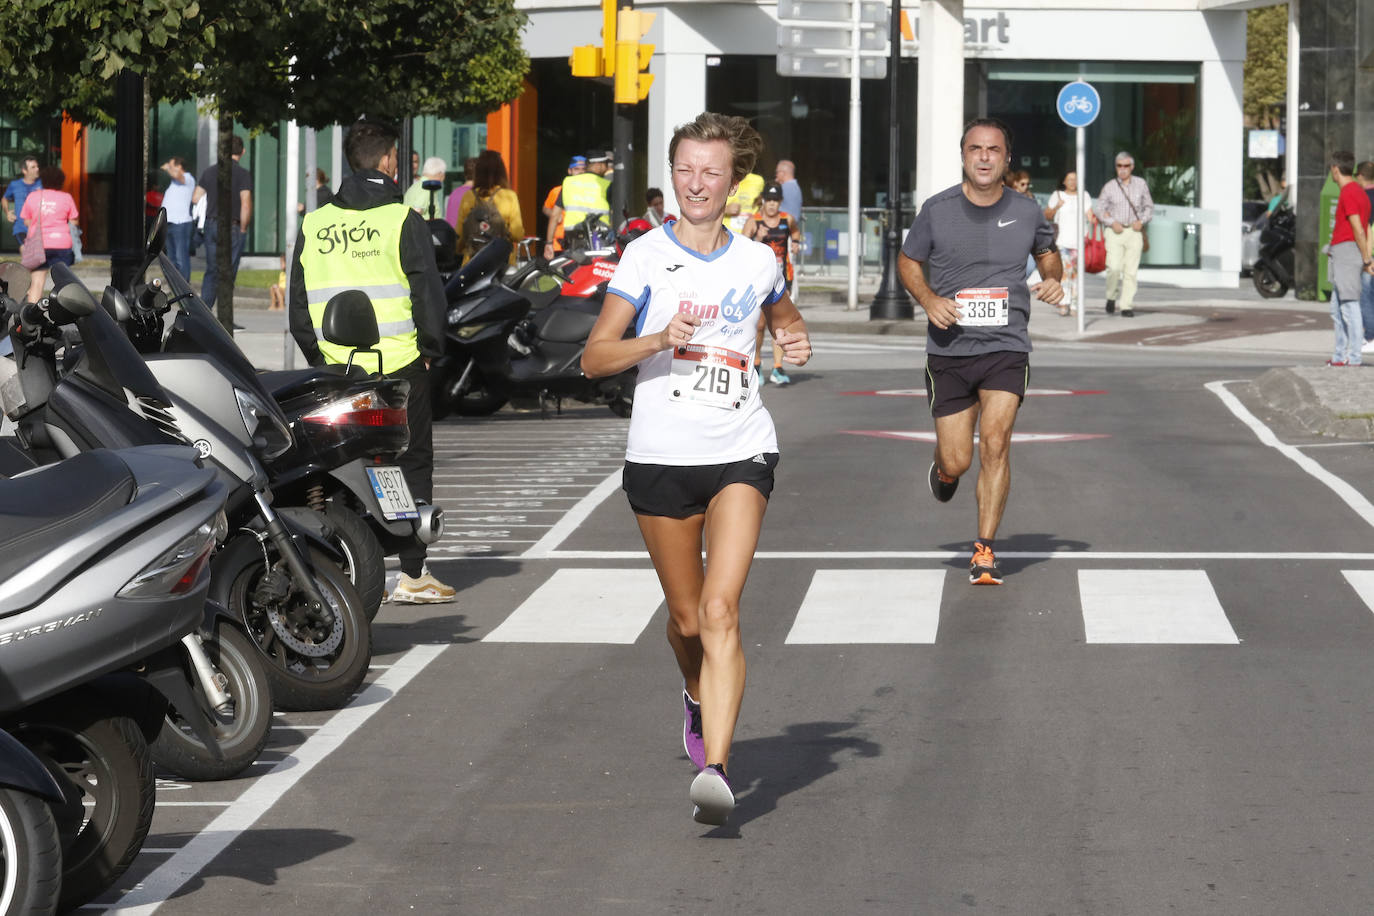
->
[897, 118, 1063, 585]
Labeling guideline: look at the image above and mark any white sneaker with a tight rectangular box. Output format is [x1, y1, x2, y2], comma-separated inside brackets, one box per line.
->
[689, 765, 735, 826]
[390, 567, 457, 604]
[1362, 339, 1374, 353]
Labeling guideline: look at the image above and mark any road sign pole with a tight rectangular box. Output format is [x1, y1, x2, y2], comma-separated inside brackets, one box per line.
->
[1056, 80, 1100, 336]
[1077, 125, 1085, 335]
[846, 0, 861, 310]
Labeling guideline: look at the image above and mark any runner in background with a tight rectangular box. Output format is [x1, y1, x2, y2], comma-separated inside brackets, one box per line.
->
[898, 118, 1062, 586]
[747, 182, 802, 385]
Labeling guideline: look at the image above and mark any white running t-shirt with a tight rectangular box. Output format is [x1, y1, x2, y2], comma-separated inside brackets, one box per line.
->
[607, 222, 787, 466]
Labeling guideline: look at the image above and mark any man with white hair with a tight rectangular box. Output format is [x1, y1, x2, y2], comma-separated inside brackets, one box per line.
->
[1093, 151, 1153, 317]
[404, 155, 447, 219]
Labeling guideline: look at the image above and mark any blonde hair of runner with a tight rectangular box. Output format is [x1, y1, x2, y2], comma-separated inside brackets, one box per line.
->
[668, 112, 763, 185]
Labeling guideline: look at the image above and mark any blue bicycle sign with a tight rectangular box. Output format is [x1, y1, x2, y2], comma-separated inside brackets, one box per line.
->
[1056, 81, 1100, 128]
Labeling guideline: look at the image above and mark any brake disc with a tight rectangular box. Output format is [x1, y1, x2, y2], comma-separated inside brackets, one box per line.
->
[263, 588, 344, 658]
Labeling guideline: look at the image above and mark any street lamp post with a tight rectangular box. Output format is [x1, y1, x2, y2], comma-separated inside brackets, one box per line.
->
[869, 0, 913, 319]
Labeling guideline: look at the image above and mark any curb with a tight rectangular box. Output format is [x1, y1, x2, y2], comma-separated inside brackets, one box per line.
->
[1251, 368, 1374, 440]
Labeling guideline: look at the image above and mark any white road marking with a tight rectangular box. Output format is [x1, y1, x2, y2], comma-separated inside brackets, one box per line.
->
[1207, 380, 1374, 530]
[845, 430, 1110, 444]
[785, 570, 945, 644]
[483, 568, 662, 643]
[521, 469, 623, 559]
[1079, 569, 1238, 644]
[535, 550, 1374, 561]
[1343, 570, 1374, 613]
[112, 644, 448, 914]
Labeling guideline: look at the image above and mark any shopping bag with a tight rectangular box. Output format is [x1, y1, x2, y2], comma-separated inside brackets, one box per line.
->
[1083, 224, 1106, 275]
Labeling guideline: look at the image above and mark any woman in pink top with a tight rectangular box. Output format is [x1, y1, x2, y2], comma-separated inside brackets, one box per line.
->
[19, 166, 79, 303]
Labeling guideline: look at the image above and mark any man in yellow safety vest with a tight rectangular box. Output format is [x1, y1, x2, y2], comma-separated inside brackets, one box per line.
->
[543, 150, 612, 259]
[289, 118, 456, 604]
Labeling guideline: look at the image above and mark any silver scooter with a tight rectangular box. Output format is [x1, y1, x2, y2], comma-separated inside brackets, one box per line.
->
[13, 262, 371, 716]
[0, 442, 230, 912]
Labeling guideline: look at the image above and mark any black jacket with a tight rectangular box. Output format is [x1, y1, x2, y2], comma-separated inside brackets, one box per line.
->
[288, 170, 446, 368]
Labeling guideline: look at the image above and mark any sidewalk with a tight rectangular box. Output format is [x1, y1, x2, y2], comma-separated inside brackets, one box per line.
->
[798, 273, 1372, 439]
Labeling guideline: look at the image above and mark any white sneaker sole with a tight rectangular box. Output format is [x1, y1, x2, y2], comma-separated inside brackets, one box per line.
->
[389, 590, 455, 604]
[689, 770, 735, 826]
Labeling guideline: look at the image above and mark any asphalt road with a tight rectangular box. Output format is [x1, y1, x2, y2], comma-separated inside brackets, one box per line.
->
[90, 334, 1374, 915]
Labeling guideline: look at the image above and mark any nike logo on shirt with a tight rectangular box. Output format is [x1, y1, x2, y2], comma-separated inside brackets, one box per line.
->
[997, 219, 1016, 227]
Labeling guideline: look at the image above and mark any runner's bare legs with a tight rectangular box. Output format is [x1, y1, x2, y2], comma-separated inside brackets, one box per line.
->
[637, 482, 765, 770]
[932, 387, 1020, 540]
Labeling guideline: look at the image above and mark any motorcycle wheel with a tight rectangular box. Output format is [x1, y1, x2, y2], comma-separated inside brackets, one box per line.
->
[323, 503, 387, 622]
[12, 697, 154, 913]
[1252, 263, 1288, 298]
[449, 362, 507, 417]
[150, 623, 273, 781]
[221, 538, 372, 712]
[0, 787, 61, 916]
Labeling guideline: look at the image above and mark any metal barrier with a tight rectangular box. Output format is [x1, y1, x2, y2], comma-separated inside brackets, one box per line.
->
[793, 207, 892, 281]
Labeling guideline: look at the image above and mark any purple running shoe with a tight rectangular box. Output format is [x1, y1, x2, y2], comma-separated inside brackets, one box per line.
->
[683, 689, 705, 770]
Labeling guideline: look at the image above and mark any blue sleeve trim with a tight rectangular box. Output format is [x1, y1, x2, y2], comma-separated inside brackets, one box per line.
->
[764, 283, 786, 306]
[608, 285, 653, 336]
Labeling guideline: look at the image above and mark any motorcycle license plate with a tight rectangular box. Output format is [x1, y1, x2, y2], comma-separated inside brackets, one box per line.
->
[365, 466, 419, 521]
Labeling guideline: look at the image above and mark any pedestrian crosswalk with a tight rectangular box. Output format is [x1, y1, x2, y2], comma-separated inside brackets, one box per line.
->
[478, 565, 1374, 646]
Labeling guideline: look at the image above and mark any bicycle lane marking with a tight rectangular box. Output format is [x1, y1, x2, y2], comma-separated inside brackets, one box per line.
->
[1207, 380, 1374, 530]
[111, 644, 448, 914]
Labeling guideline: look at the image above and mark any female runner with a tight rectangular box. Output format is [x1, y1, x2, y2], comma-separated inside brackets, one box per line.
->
[582, 112, 811, 826]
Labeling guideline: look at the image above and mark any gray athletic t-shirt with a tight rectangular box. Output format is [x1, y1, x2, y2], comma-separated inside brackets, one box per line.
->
[902, 184, 1057, 356]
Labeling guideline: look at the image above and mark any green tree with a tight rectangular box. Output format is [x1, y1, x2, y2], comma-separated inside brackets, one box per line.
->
[0, 0, 527, 322]
[1244, 5, 1287, 128]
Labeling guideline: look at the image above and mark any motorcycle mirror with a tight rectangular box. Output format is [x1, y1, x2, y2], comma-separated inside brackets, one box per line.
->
[0, 263, 28, 298]
[53, 280, 97, 320]
[145, 209, 168, 258]
[322, 290, 380, 348]
[100, 286, 134, 323]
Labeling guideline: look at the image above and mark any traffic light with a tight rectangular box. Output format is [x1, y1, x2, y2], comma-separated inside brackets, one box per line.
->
[568, 0, 619, 78]
[570, 45, 602, 78]
[614, 9, 655, 104]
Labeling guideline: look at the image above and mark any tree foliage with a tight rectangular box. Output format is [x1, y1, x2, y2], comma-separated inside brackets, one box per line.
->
[0, 0, 529, 129]
[1244, 4, 1287, 127]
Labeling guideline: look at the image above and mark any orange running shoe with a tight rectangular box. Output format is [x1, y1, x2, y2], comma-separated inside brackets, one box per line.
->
[969, 542, 1003, 585]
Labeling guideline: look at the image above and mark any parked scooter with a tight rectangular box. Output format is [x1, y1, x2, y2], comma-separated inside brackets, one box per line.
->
[0, 269, 274, 784]
[1252, 204, 1295, 299]
[0, 441, 231, 912]
[130, 218, 441, 621]
[0, 727, 64, 915]
[435, 238, 636, 418]
[6, 258, 370, 715]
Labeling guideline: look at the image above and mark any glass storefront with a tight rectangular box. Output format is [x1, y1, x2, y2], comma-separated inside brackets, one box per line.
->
[701, 56, 1202, 268]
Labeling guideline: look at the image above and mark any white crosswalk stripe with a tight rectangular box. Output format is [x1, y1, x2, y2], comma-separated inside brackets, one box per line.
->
[785, 570, 945, 644]
[483, 568, 663, 643]
[1343, 570, 1374, 615]
[466, 566, 1374, 646]
[1078, 569, 1238, 644]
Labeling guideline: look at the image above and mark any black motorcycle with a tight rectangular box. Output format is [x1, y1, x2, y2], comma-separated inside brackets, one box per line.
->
[1252, 205, 1295, 298]
[434, 238, 635, 418]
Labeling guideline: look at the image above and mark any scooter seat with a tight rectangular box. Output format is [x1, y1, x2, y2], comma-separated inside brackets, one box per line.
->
[259, 365, 368, 399]
[0, 450, 136, 581]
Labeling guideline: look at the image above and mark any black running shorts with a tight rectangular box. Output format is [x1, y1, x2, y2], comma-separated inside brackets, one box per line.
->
[924, 351, 1030, 418]
[623, 453, 780, 518]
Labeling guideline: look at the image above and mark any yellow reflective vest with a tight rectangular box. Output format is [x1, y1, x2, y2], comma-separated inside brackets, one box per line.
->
[560, 172, 610, 229]
[299, 202, 421, 373]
